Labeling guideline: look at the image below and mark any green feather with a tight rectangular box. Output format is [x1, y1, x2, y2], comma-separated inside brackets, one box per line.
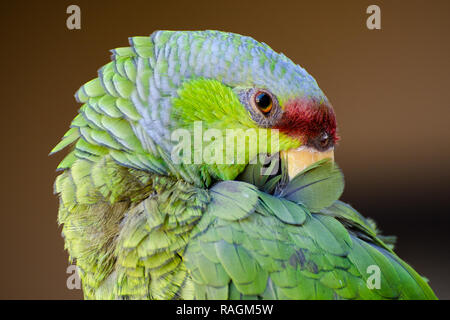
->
[50, 127, 79, 155]
[281, 159, 344, 212]
[208, 181, 258, 221]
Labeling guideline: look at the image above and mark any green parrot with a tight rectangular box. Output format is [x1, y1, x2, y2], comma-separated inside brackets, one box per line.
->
[51, 30, 437, 300]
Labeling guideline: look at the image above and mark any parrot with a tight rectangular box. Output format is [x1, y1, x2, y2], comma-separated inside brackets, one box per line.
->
[51, 30, 437, 300]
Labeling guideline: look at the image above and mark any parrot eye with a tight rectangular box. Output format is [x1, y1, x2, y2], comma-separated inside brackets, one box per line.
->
[253, 91, 273, 115]
[240, 88, 281, 128]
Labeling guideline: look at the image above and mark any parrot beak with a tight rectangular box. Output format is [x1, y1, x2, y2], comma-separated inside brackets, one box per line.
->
[280, 147, 334, 180]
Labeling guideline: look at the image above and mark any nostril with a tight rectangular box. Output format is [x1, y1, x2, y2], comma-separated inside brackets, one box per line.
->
[307, 131, 334, 151]
[319, 132, 330, 148]
[274, 98, 338, 145]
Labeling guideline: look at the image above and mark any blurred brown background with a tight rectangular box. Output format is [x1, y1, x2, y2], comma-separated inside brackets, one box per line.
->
[0, 0, 449, 299]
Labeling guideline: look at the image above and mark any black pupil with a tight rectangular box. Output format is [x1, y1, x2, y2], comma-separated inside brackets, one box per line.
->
[255, 93, 271, 109]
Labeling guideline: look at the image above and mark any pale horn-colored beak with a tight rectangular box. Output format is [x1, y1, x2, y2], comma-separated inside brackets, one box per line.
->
[280, 147, 334, 180]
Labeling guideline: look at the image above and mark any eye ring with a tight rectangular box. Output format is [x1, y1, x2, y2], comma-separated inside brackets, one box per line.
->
[252, 90, 273, 115]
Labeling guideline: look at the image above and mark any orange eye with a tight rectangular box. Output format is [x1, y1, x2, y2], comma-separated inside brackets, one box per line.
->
[254, 91, 273, 115]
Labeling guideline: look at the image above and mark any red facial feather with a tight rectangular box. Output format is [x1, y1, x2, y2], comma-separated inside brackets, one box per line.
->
[274, 98, 339, 143]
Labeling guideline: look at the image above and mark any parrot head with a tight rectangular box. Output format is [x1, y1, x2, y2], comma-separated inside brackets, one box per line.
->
[155, 31, 338, 182]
